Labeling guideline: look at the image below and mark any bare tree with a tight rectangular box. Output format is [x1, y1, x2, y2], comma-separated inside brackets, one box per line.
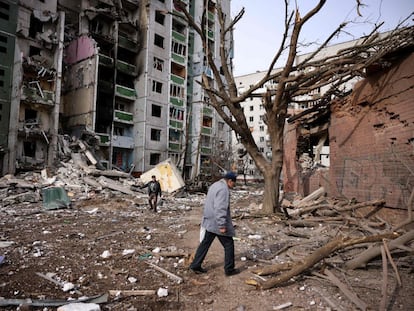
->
[175, 0, 414, 214]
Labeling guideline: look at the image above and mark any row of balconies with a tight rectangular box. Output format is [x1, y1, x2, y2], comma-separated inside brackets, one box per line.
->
[99, 54, 137, 74]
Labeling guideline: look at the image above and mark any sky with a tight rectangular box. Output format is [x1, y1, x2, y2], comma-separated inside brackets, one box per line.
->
[231, 0, 414, 76]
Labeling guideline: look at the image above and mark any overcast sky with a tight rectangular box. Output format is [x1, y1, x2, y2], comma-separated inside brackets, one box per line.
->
[231, 0, 414, 76]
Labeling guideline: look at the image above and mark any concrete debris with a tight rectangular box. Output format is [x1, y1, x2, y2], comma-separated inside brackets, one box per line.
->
[0, 136, 189, 208]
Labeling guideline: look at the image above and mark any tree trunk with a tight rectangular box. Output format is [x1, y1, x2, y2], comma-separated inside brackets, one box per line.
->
[262, 167, 281, 214]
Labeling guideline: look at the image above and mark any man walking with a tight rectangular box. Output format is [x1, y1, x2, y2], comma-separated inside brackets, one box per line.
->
[189, 171, 240, 276]
[141, 175, 162, 212]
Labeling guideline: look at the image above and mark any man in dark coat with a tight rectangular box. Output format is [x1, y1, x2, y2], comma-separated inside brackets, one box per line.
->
[141, 175, 162, 212]
[189, 171, 240, 276]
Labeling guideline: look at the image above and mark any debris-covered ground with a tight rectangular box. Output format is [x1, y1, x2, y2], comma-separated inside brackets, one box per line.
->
[1, 167, 413, 310]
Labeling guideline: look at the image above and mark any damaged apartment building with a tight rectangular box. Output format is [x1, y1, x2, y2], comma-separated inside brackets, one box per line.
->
[0, 0, 233, 178]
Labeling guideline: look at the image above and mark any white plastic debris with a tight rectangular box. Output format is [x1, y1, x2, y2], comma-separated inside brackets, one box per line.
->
[128, 276, 137, 283]
[122, 249, 135, 256]
[273, 302, 293, 310]
[240, 256, 247, 261]
[248, 234, 262, 240]
[152, 247, 161, 253]
[57, 302, 101, 311]
[100, 250, 111, 258]
[62, 282, 75, 292]
[157, 287, 168, 297]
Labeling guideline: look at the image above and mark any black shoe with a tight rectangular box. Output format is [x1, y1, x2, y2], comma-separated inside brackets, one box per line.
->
[190, 266, 207, 274]
[225, 268, 240, 276]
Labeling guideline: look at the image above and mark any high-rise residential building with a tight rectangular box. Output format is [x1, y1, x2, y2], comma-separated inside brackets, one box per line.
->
[0, 0, 233, 179]
[1, 0, 63, 175]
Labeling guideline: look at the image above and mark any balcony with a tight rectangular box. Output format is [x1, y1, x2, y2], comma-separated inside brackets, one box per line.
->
[170, 74, 185, 85]
[172, 53, 186, 65]
[118, 35, 138, 52]
[114, 109, 133, 124]
[99, 53, 113, 66]
[172, 30, 186, 43]
[201, 126, 212, 135]
[203, 106, 213, 116]
[21, 86, 55, 106]
[201, 146, 212, 154]
[112, 135, 134, 149]
[170, 97, 184, 107]
[97, 133, 110, 146]
[116, 60, 136, 75]
[115, 84, 137, 100]
[169, 119, 183, 129]
[168, 141, 182, 151]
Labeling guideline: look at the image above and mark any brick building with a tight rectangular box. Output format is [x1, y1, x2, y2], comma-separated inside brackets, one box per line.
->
[283, 48, 414, 209]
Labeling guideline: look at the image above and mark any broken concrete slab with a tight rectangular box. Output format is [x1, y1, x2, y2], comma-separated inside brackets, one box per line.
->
[140, 158, 185, 193]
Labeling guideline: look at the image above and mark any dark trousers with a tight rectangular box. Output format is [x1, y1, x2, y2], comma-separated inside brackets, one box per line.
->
[148, 193, 158, 211]
[190, 230, 235, 273]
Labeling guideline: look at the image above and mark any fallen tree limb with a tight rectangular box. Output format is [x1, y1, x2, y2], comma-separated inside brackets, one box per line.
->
[334, 199, 385, 212]
[314, 269, 368, 311]
[345, 230, 414, 269]
[252, 262, 295, 276]
[251, 232, 399, 289]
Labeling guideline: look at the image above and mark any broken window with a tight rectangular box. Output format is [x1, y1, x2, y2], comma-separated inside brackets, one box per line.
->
[25, 109, 38, 125]
[114, 126, 124, 136]
[150, 128, 161, 141]
[0, 35, 7, 54]
[23, 141, 36, 157]
[152, 80, 163, 94]
[29, 46, 41, 57]
[155, 10, 165, 25]
[172, 19, 186, 35]
[153, 57, 164, 71]
[170, 84, 183, 98]
[202, 116, 212, 127]
[171, 41, 186, 56]
[0, 68, 4, 87]
[0, 2, 10, 21]
[150, 153, 161, 165]
[154, 34, 164, 48]
[29, 14, 43, 39]
[170, 107, 184, 120]
[152, 104, 161, 117]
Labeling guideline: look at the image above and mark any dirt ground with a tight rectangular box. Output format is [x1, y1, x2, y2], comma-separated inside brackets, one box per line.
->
[1, 184, 413, 311]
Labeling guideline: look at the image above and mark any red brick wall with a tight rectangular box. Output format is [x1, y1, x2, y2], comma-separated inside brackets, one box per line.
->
[329, 52, 414, 208]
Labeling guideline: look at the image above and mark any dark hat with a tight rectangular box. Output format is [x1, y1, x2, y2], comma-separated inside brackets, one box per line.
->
[223, 171, 237, 182]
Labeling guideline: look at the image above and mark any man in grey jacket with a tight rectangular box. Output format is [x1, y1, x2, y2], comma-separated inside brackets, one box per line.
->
[189, 171, 240, 276]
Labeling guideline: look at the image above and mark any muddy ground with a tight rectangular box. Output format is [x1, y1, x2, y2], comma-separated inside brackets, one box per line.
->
[1, 184, 413, 310]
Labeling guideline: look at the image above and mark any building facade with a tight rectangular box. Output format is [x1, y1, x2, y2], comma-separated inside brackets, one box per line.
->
[1, 0, 232, 179]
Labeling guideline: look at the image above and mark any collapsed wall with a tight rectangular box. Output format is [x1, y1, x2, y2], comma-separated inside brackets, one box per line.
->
[329, 51, 414, 208]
